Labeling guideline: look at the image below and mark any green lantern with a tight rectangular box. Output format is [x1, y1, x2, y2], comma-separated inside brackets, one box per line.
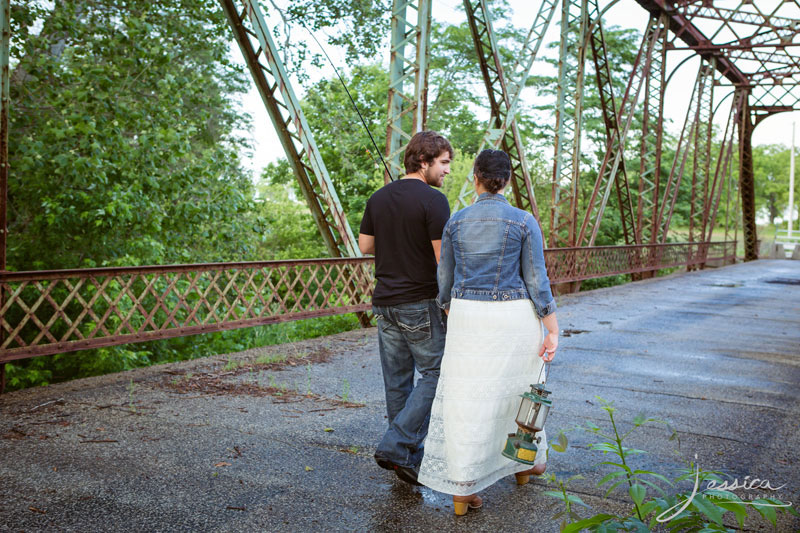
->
[502, 382, 552, 465]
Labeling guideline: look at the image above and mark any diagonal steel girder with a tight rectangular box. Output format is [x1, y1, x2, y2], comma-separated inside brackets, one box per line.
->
[689, 57, 715, 244]
[384, 0, 432, 182]
[456, 0, 557, 220]
[637, 14, 668, 244]
[587, 0, 638, 246]
[703, 89, 744, 244]
[655, 62, 715, 244]
[577, 15, 665, 248]
[634, 0, 749, 86]
[550, 0, 589, 247]
[220, 0, 359, 258]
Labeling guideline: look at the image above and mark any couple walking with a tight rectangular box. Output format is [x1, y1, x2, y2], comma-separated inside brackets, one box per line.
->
[358, 131, 559, 515]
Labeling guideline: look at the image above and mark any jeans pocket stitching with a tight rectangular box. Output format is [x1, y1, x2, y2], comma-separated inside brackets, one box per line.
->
[394, 308, 432, 343]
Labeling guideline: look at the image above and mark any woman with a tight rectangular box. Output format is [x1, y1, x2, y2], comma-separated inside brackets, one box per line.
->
[417, 149, 559, 515]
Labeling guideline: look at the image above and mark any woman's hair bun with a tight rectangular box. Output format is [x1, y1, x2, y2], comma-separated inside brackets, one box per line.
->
[474, 149, 511, 194]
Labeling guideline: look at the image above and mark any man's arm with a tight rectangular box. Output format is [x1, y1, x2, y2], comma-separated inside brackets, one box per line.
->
[358, 233, 375, 255]
[431, 239, 442, 263]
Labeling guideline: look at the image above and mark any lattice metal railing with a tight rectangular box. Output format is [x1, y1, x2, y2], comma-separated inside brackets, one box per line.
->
[544, 241, 736, 284]
[0, 258, 374, 363]
[0, 243, 736, 363]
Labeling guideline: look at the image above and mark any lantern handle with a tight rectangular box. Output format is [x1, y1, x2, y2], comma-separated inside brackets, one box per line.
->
[537, 361, 551, 385]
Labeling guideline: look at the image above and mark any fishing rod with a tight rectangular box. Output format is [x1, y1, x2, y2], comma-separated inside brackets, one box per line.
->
[297, 21, 395, 182]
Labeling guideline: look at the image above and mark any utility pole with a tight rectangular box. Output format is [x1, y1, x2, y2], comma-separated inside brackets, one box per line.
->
[790, 122, 795, 238]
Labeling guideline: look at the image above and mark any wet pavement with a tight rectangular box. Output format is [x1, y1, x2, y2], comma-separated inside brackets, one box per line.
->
[1, 259, 799, 532]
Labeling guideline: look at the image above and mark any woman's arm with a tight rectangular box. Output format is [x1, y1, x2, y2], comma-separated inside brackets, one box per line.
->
[520, 215, 557, 318]
[520, 215, 559, 361]
[436, 222, 455, 312]
[539, 312, 559, 362]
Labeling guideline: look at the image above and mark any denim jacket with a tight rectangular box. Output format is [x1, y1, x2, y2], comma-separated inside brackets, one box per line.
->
[436, 192, 557, 318]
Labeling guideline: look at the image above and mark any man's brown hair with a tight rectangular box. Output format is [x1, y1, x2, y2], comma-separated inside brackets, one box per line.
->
[403, 131, 454, 174]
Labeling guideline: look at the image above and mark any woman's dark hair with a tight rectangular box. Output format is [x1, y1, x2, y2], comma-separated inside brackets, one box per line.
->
[474, 149, 511, 193]
[404, 131, 454, 173]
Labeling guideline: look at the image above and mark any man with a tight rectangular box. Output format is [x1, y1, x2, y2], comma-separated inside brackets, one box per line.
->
[358, 130, 452, 485]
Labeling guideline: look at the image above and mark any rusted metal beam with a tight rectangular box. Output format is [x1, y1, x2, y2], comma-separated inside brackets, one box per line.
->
[634, 0, 749, 86]
[457, 0, 557, 219]
[588, 1, 638, 245]
[550, 0, 589, 248]
[638, 15, 667, 245]
[221, 0, 359, 258]
[738, 91, 758, 261]
[655, 62, 714, 243]
[689, 58, 715, 245]
[577, 15, 664, 248]
[703, 90, 742, 243]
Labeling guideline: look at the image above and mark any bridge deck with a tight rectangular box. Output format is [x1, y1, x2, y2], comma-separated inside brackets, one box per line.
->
[1, 260, 798, 531]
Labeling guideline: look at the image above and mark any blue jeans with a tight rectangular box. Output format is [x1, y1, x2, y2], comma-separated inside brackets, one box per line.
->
[373, 298, 446, 468]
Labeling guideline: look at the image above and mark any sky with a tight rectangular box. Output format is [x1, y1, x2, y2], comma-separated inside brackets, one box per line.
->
[232, 0, 800, 179]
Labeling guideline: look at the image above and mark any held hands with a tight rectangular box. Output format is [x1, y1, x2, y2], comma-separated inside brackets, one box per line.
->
[538, 331, 558, 362]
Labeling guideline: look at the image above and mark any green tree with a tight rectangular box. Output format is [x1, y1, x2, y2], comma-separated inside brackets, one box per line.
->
[254, 180, 328, 259]
[753, 144, 797, 227]
[9, 0, 261, 270]
[5, 0, 266, 389]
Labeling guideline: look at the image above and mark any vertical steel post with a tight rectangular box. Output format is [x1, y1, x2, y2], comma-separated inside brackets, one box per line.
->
[638, 16, 667, 245]
[655, 63, 713, 244]
[689, 59, 715, 245]
[703, 90, 742, 243]
[550, 0, 588, 247]
[0, 0, 8, 393]
[738, 90, 758, 261]
[415, 0, 431, 132]
[587, 0, 638, 245]
[220, 0, 359, 259]
[384, 0, 432, 183]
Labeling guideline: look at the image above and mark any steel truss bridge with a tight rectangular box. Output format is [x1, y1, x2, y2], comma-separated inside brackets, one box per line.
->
[0, 0, 797, 389]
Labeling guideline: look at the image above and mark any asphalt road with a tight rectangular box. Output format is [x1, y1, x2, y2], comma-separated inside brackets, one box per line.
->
[1, 259, 798, 532]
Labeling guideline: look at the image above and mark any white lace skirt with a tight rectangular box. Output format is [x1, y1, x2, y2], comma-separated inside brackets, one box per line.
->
[417, 298, 548, 496]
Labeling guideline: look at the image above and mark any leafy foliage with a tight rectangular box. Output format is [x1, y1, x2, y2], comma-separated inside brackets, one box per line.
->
[545, 397, 799, 532]
[265, 0, 390, 80]
[6, 0, 268, 389]
[753, 144, 798, 226]
[9, 0, 261, 269]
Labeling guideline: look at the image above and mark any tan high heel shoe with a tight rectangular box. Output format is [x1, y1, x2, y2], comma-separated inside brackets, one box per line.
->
[453, 494, 483, 516]
[515, 462, 546, 485]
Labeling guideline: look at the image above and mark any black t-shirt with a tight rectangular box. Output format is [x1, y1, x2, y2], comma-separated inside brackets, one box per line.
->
[360, 179, 451, 306]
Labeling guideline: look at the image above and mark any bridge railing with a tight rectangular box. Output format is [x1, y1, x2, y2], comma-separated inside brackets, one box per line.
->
[0, 241, 735, 363]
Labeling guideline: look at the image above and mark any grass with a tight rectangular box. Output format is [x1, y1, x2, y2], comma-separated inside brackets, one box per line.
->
[255, 353, 287, 365]
[127, 379, 136, 413]
[669, 223, 781, 259]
